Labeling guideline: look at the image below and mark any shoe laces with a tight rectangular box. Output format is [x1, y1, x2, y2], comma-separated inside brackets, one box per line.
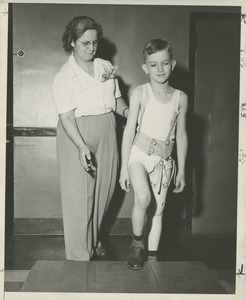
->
[129, 242, 145, 258]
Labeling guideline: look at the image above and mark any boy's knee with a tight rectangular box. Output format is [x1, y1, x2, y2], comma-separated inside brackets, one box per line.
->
[153, 199, 166, 215]
[153, 203, 166, 216]
[153, 212, 163, 218]
[134, 190, 151, 209]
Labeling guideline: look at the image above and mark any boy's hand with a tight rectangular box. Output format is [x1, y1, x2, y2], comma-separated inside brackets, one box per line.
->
[119, 169, 131, 192]
[173, 172, 186, 193]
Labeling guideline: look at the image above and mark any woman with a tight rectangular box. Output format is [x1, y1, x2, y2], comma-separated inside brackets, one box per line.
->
[53, 16, 128, 261]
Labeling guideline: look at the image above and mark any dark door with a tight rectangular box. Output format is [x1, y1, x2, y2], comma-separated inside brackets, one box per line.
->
[190, 13, 240, 235]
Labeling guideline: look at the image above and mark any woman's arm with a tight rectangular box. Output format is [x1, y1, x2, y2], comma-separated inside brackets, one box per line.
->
[59, 109, 91, 171]
[115, 97, 129, 118]
[173, 91, 188, 193]
[119, 87, 142, 191]
[113, 76, 129, 118]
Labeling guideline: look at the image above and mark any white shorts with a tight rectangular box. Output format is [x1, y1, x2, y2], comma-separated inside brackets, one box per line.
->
[128, 145, 173, 189]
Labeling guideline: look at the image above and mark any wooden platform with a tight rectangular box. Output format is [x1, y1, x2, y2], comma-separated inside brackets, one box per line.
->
[21, 260, 226, 294]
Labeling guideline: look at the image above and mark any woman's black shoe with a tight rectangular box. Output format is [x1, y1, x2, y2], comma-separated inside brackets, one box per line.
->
[95, 245, 107, 258]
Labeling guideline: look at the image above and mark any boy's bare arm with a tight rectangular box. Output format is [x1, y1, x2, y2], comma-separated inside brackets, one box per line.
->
[174, 91, 188, 192]
[121, 87, 142, 168]
[119, 87, 141, 191]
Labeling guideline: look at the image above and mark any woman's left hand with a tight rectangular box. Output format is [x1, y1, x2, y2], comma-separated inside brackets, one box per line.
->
[173, 172, 186, 193]
[123, 108, 129, 118]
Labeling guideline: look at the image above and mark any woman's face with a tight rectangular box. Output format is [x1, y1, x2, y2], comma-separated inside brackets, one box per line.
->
[71, 29, 99, 63]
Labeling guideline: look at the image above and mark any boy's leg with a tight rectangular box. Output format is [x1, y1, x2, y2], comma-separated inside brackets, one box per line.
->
[128, 162, 151, 270]
[148, 187, 169, 259]
[148, 166, 172, 260]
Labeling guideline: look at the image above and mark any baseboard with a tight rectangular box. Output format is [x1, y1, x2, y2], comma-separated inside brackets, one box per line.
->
[12, 218, 234, 238]
[13, 217, 188, 236]
[13, 218, 132, 236]
[14, 218, 64, 235]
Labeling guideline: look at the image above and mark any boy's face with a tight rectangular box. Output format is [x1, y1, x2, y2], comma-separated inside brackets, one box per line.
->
[142, 49, 176, 84]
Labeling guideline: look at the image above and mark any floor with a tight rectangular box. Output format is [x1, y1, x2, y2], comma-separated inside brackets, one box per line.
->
[4, 234, 236, 293]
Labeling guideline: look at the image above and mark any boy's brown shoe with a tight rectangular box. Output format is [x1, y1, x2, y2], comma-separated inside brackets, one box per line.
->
[127, 239, 145, 270]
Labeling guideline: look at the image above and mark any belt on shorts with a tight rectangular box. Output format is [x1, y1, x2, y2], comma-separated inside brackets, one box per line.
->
[133, 131, 176, 194]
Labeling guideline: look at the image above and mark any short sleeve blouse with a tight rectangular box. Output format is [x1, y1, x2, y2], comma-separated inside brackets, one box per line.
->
[52, 55, 121, 117]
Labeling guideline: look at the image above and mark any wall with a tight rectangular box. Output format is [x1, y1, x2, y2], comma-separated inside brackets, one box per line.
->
[11, 4, 240, 234]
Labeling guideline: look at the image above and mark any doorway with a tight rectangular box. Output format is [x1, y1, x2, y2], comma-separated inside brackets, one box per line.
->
[190, 12, 240, 235]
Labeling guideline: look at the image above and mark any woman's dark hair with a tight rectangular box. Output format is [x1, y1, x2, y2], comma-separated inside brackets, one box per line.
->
[62, 16, 103, 52]
[143, 39, 173, 61]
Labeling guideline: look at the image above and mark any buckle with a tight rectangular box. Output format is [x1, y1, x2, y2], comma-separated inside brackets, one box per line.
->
[151, 139, 157, 146]
[149, 147, 155, 155]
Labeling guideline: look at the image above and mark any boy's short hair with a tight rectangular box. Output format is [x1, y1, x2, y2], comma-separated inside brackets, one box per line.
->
[143, 39, 173, 61]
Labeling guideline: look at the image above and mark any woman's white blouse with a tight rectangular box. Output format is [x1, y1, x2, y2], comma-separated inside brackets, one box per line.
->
[53, 55, 121, 117]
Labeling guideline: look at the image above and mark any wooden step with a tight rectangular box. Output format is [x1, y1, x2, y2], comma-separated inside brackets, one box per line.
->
[21, 260, 226, 294]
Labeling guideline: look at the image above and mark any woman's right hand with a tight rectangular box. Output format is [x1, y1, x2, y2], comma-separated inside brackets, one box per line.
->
[119, 168, 131, 192]
[78, 145, 92, 171]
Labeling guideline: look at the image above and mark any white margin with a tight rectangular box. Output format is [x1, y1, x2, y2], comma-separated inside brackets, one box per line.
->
[0, 0, 246, 5]
[0, 1, 8, 300]
[235, 4, 246, 299]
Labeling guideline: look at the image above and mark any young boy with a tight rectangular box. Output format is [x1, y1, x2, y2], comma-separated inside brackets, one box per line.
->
[119, 39, 188, 270]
